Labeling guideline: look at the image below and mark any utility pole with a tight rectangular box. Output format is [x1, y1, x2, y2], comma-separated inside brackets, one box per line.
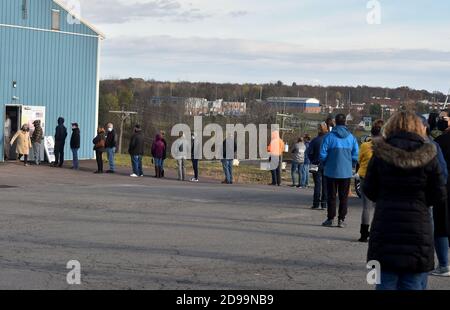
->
[109, 109, 138, 154]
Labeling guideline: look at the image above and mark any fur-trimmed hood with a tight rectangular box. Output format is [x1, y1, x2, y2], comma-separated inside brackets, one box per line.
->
[373, 136, 437, 169]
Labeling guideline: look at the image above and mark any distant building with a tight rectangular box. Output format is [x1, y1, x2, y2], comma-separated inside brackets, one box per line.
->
[185, 98, 209, 116]
[185, 98, 247, 116]
[266, 97, 321, 114]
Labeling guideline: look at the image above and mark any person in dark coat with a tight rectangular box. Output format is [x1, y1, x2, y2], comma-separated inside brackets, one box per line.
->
[190, 132, 200, 182]
[363, 111, 447, 290]
[307, 122, 329, 210]
[92, 127, 106, 174]
[433, 110, 450, 276]
[53, 117, 67, 167]
[128, 125, 145, 177]
[70, 123, 81, 170]
[105, 123, 117, 174]
[31, 120, 43, 165]
[152, 134, 166, 178]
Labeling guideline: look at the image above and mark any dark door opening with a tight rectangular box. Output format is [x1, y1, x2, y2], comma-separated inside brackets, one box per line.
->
[4, 105, 21, 161]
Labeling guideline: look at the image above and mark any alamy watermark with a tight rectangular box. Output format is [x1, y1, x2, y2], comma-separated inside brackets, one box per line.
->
[64, 0, 82, 25]
[66, 260, 81, 285]
[170, 117, 283, 170]
[366, 260, 381, 285]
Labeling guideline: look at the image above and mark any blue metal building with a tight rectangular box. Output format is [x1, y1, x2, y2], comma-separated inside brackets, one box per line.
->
[0, 0, 104, 161]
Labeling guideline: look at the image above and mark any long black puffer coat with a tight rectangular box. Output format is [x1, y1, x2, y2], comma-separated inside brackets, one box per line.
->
[363, 132, 447, 273]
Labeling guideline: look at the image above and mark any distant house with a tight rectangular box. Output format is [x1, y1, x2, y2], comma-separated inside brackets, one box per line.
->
[0, 0, 104, 161]
[266, 97, 321, 114]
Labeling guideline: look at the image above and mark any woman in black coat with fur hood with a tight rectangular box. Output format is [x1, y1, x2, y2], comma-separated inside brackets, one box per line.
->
[363, 111, 447, 290]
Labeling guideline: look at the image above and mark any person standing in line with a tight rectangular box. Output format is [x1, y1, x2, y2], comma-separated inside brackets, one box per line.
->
[70, 123, 80, 170]
[307, 123, 329, 210]
[10, 124, 32, 166]
[320, 114, 359, 228]
[152, 134, 166, 178]
[325, 117, 335, 133]
[301, 134, 312, 188]
[432, 111, 450, 277]
[190, 132, 200, 182]
[268, 130, 285, 186]
[291, 138, 306, 187]
[174, 132, 188, 181]
[356, 119, 384, 242]
[53, 117, 67, 168]
[364, 111, 447, 290]
[4, 113, 11, 160]
[93, 127, 106, 174]
[221, 133, 237, 184]
[128, 125, 145, 178]
[160, 130, 168, 178]
[31, 120, 43, 165]
[105, 123, 117, 174]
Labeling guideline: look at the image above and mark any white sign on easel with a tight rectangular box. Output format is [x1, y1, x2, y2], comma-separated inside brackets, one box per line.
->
[44, 136, 56, 163]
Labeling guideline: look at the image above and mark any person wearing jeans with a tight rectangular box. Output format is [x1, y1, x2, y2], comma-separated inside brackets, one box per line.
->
[300, 135, 311, 188]
[320, 114, 359, 228]
[70, 123, 80, 170]
[105, 123, 117, 173]
[128, 125, 145, 177]
[31, 120, 43, 165]
[377, 272, 429, 290]
[221, 159, 233, 184]
[311, 166, 327, 210]
[291, 138, 305, 187]
[151, 134, 166, 178]
[308, 123, 329, 210]
[222, 136, 237, 184]
[131, 155, 143, 177]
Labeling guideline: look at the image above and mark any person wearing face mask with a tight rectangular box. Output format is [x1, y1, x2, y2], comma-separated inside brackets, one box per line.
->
[105, 123, 117, 174]
[10, 124, 32, 166]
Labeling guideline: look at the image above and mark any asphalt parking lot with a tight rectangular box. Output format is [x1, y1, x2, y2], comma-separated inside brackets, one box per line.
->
[0, 162, 449, 290]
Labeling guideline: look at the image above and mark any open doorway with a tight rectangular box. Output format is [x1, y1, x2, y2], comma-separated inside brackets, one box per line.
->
[4, 105, 21, 161]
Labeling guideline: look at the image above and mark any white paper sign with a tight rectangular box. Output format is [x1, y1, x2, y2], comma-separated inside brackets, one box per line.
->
[44, 136, 55, 163]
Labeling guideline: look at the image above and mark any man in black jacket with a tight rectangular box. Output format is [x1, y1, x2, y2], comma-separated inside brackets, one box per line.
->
[70, 123, 80, 170]
[105, 123, 117, 173]
[307, 122, 329, 210]
[53, 117, 67, 167]
[128, 125, 144, 177]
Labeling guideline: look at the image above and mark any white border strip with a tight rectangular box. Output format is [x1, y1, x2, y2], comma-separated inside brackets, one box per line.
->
[0, 23, 101, 39]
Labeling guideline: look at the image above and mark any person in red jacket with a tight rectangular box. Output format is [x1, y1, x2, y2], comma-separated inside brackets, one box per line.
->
[152, 134, 166, 178]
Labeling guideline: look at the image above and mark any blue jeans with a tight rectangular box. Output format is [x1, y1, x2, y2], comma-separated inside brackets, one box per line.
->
[106, 147, 116, 172]
[71, 148, 79, 169]
[154, 157, 163, 168]
[221, 159, 233, 183]
[430, 208, 449, 268]
[312, 167, 327, 208]
[131, 155, 143, 176]
[376, 272, 428, 290]
[291, 162, 303, 186]
[301, 164, 310, 187]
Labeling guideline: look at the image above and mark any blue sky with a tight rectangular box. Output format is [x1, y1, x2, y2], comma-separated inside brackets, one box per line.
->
[71, 0, 450, 92]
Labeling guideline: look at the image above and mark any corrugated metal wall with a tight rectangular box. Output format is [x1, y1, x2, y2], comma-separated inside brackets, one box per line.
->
[0, 0, 101, 161]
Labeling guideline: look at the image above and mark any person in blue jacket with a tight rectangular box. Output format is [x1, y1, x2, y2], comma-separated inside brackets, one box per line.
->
[320, 114, 359, 228]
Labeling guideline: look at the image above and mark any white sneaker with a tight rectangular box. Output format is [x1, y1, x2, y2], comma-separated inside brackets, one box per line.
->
[130, 174, 139, 178]
[190, 178, 199, 182]
[431, 266, 450, 277]
[140, 174, 144, 177]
